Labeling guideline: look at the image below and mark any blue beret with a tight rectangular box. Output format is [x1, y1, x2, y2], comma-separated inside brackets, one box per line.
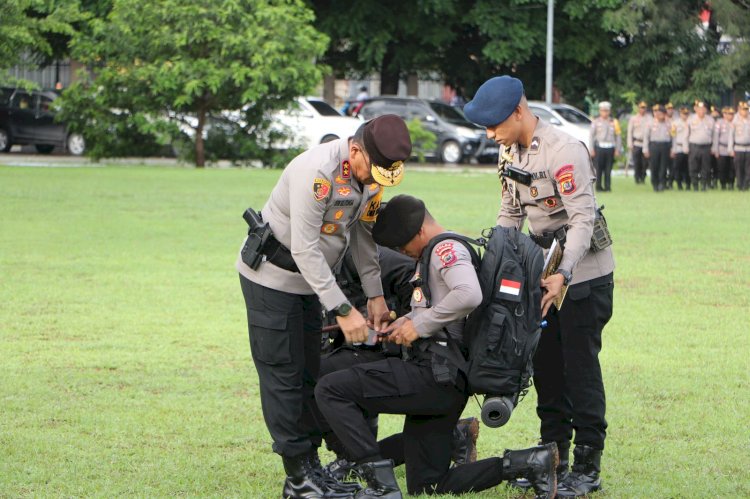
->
[463, 76, 524, 127]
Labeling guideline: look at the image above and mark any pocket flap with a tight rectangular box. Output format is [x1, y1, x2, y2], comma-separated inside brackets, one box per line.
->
[567, 281, 591, 301]
[248, 311, 288, 331]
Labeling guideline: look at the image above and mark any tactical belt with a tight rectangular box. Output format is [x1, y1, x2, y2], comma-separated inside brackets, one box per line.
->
[596, 142, 615, 149]
[263, 235, 300, 273]
[690, 143, 711, 147]
[530, 225, 569, 250]
[633, 140, 643, 147]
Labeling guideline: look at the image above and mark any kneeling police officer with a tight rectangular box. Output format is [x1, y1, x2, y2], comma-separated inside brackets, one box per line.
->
[315, 195, 559, 499]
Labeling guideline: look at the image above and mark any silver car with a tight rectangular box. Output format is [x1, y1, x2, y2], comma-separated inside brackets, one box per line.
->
[527, 101, 591, 147]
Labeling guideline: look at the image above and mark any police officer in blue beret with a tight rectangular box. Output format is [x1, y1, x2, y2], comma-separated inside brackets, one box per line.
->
[464, 76, 616, 498]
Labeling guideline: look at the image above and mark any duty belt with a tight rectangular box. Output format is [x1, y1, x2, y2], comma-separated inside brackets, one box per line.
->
[596, 142, 615, 149]
[530, 225, 569, 249]
[263, 235, 300, 273]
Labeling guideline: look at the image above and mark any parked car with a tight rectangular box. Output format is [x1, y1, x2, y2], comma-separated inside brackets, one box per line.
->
[527, 101, 592, 146]
[357, 96, 498, 164]
[273, 97, 362, 149]
[0, 87, 85, 155]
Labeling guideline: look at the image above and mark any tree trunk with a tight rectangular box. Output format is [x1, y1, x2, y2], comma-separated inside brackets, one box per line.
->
[195, 106, 206, 168]
[380, 45, 400, 95]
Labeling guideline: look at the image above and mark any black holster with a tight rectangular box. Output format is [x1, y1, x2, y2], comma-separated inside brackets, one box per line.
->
[241, 208, 271, 270]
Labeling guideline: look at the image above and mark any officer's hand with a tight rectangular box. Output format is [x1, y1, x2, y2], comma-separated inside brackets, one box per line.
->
[541, 273, 566, 317]
[336, 308, 368, 344]
[590, 149, 596, 158]
[614, 149, 620, 158]
[731, 151, 736, 158]
[383, 318, 419, 347]
[367, 296, 390, 332]
[714, 153, 719, 159]
[643, 151, 650, 159]
[670, 152, 675, 159]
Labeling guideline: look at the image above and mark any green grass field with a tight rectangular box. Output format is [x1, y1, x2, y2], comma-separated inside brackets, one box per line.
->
[1, 164, 749, 498]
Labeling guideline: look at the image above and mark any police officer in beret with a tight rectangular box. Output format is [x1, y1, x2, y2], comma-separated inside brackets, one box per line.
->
[464, 76, 615, 498]
[315, 194, 559, 499]
[236, 114, 411, 498]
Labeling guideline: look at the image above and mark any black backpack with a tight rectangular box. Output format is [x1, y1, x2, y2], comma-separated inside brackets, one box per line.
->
[419, 227, 544, 427]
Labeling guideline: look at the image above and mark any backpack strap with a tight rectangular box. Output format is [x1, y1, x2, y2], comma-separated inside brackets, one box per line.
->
[417, 233, 483, 307]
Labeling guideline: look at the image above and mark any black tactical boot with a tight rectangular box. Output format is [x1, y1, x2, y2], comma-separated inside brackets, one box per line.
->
[324, 457, 360, 482]
[282, 454, 355, 499]
[307, 451, 362, 495]
[355, 459, 402, 499]
[501, 443, 558, 499]
[556, 445, 603, 497]
[451, 417, 480, 467]
[506, 440, 568, 492]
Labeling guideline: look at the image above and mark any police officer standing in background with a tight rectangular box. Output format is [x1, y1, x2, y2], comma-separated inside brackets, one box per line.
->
[627, 101, 650, 184]
[671, 106, 691, 190]
[733, 101, 750, 191]
[589, 101, 621, 192]
[664, 103, 676, 186]
[688, 101, 715, 191]
[236, 115, 411, 498]
[713, 106, 736, 190]
[643, 104, 673, 192]
[464, 76, 615, 498]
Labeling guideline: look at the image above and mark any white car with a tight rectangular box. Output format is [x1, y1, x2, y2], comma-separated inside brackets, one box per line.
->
[527, 101, 592, 147]
[273, 97, 362, 149]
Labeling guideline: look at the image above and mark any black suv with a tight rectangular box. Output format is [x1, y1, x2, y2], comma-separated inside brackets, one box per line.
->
[357, 96, 497, 164]
[0, 87, 85, 155]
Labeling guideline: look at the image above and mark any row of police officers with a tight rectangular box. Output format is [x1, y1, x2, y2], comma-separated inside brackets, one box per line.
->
[590, 99, 750, 191]
[237, 75, 614, 499]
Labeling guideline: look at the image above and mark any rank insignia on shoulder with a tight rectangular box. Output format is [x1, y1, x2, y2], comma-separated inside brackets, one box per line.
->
[313, 178, 331, 201]
[321, 223, 339, 235]
[337, 186, 352, 197]
[530, 186, 538, 198]
[554, 164, 577, 195]
[530, 137, 541, 151]
[413, 288, 423, 303]
[341, 160, 351, 179]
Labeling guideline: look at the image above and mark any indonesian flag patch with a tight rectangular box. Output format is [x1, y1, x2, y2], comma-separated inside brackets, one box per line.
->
[498, 278, 522, 299]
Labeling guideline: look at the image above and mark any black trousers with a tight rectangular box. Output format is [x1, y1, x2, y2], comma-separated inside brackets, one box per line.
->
[533, 273, 614, 450]
[649, 142, 671, 190]
[239, 275, 323, 458]
[735, 151, 750, 190]
[689, 144, 712, 189]
[316, 358, 504, 495]
[594, 146, 614, 191]
[632, 145, 646, 182]
[717, 155, 734, 188]
[673, 152, 690, 189]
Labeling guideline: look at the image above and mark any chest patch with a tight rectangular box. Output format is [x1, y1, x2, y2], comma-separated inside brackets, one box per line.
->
[413, 288, 423, 303]
[321, 223, 339, 235]
[334, 199, 355, 207]
[337, 186, 352, 197]
[530, 186, 538, 198]
[544, 197, 558, 208]
[554, 165, 577, 196]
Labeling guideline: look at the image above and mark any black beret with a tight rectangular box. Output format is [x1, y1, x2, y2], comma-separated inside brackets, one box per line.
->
[372, 194, 425, 248]
[363, 114, 412, 186]
[464, 76, 524, 127]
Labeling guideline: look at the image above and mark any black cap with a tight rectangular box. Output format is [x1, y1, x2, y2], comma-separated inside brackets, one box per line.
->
[363, 115, 412, 186]
[372, 194, 425, 248]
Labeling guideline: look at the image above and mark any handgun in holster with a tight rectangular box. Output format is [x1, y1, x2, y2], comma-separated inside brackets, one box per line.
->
[590, 205, 613, 251]
[241, 207, 271, 270]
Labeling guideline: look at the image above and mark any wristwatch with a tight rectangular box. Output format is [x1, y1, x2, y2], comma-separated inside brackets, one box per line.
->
[556, 269, 573, 286]
[335, 302, 352, 317]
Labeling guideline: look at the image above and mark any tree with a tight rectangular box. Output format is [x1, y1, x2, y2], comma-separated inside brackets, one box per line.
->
[60, 0, 328, 166]
[0, 0, 84, 84]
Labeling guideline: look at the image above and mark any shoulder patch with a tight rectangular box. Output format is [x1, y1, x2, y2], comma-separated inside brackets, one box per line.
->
[434, 241, 461, 268]
[313, 178, 331, 201]
[554, 164, 577, 196]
